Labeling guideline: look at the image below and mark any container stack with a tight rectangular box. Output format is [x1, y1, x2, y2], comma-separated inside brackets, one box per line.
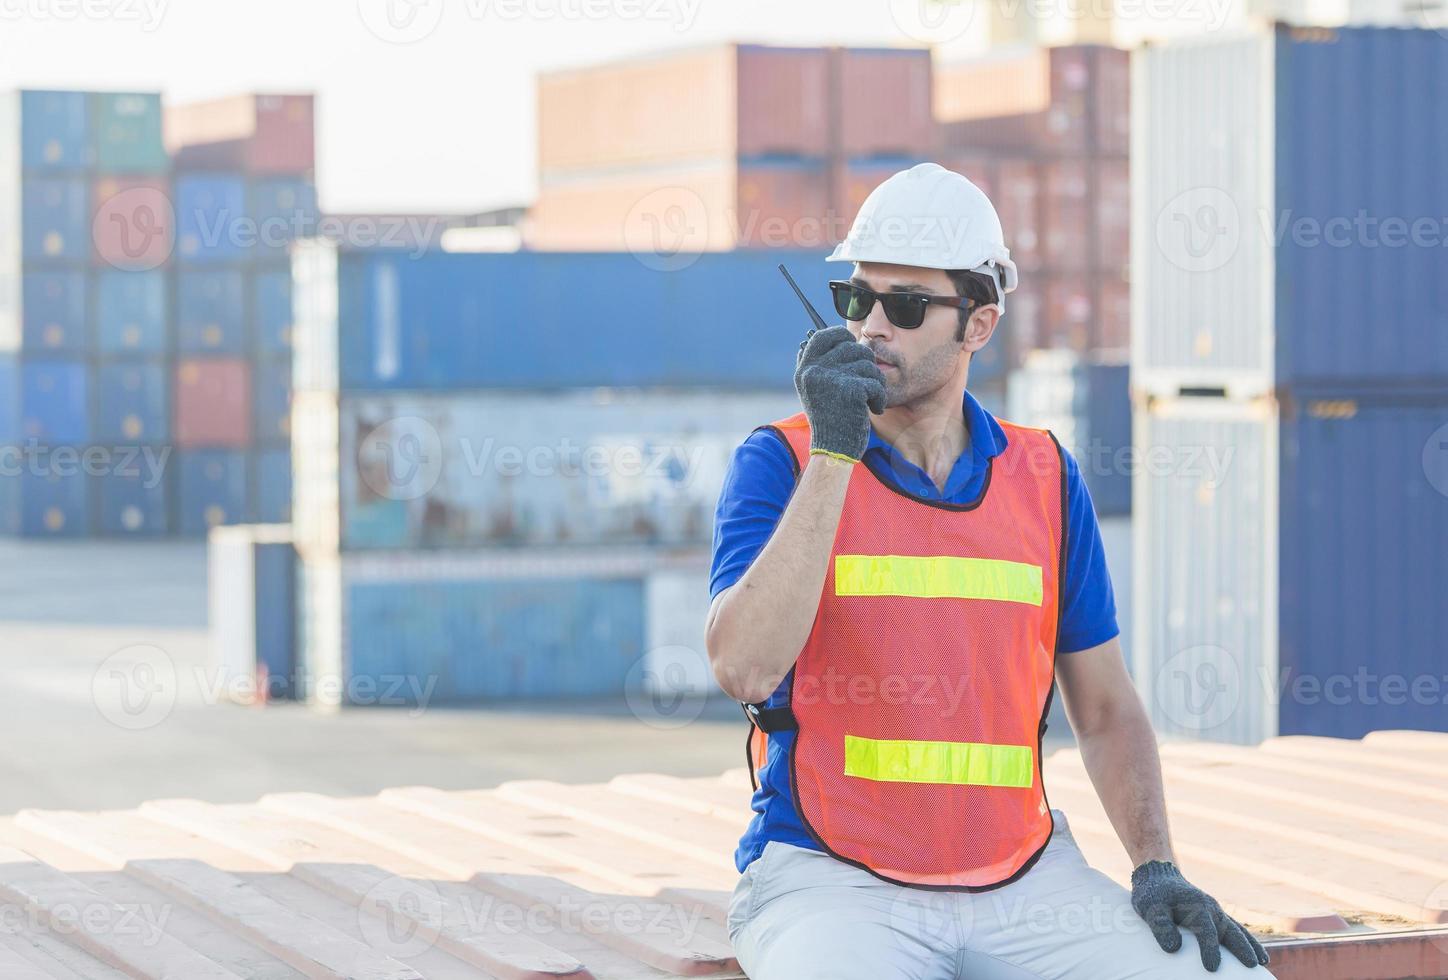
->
[1132, 26, 1448, 743]
[165, 94, 316, 532]
[935, 44, 1130, 375]
[526, 44, 933, 255]
[290, 244, 827, 706]
[1, 90, 171, 536]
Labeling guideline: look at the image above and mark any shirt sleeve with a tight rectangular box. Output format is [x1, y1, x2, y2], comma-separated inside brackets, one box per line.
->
[1056, 446, 1122, 654]
[709, 427, 799, 600]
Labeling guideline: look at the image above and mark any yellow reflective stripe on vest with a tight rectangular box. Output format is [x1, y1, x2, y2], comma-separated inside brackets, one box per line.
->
[834, 555, 1044, 606]
[844, 734, 1035, 788]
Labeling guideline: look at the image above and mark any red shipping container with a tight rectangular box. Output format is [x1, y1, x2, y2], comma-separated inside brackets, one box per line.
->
[175, 358, 252, 449]
[166, 94, 315, 175]
[1042, 47, 1095, 154]
[1096, 274, 1130, 351]
[737, 47, 831, 158]
[1094, 157, 1129, 273]
[1044, 274, 1096, 351]
[1093, 48, 1130, 156]
[939, 154, 997, 203]
[1003, 276, 1045, 352]
[1042, 159, 1091, 270]
[995, 159, 1043, 271]
[735, 162, 833, 248]
[834, 48, 933, 157]
[92, 176, 173, 271]
[937, 112, 1046, 154]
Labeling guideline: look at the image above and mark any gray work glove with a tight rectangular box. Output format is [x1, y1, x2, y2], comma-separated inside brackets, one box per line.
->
[1131, 860, 1270, 972]
[793, 325, 886, 463]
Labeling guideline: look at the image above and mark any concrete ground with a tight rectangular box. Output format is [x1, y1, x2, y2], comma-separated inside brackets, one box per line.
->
[0, 539, 1074, 814]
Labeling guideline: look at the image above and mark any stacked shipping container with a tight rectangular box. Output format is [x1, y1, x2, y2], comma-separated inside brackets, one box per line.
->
[291, 244, 827, 705]
[0, 90, 172, 536]
[167, 94, 315, 531]
[935, 44, 1131, 374]
[1132, 27, 1448, 742]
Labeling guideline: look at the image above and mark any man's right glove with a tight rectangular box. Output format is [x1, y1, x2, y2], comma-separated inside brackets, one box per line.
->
[793, 325, 887, 463]
[1131, 860, 1270, 972]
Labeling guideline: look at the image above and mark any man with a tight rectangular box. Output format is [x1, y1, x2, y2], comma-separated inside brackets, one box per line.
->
[706, 163, 1272, 979]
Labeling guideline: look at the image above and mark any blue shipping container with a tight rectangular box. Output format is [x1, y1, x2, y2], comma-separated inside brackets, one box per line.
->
[252, 356, 291, 445]
[97, 458, 170, 535]
[248, 179, 318, 261]
[253, 267, 293, 354]
[13, 468, 92, 537]
[95, 361, 168, 443]
[177, 450, 248, 534]
[253, 448, 291, 524]
[22, 271, 88, 352]
[177, 269, 247, 353]
[20, 90, 91, 170]
[1278, 394, 1448, 738]
[21, 178, 90, 260]
[19, 360, 90, 443]
[0, 358, 17, 442]
[95, 270, 168, 353]
[254, 537, 297, 697]
[308, 249, 841, 391]
[175, 174, 249, 264]
[345, 576, 644, 703]
[1083, 362, 1131, 516]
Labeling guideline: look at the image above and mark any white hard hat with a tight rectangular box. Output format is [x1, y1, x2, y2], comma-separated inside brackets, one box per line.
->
[828, 162, 1019, 313]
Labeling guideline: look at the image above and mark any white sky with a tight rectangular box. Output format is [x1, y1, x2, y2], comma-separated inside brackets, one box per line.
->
[0, 0, 959, 213]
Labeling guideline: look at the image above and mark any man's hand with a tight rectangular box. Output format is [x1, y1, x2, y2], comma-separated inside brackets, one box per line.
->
[1131, 860, 1269, 972]
[794, 325, 886, 463]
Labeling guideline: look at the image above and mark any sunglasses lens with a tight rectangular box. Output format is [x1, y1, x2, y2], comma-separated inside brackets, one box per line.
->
[831, 283, 873, 321]
[880, 294, 927, 329]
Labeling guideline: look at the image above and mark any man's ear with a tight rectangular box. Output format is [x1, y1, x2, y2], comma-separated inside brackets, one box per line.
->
[962, 305, 1001, 353]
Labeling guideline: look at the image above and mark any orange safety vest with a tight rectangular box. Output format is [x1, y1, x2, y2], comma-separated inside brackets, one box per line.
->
[747, 411, 1065, 891]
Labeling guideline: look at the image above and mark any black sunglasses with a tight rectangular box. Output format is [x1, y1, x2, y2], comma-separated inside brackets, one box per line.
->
[828, 280, 977, 329]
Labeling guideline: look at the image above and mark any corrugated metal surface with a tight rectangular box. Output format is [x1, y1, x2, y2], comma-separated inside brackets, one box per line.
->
[167, 93, 316, 174]
[298, 247, 841, 392]
[21, 271, 88, 352]
[177, 449, 248, 534]
[833, 48, 933, 157]
[18, 89, 91, 169]
[177, 268, 247, 353]
[91, 176, 173, 270]
[736, 46, 830, 157]
[95, 360, 168, 443]
[1134, 396, 1276, 744]
[210, 524, 297, 703]
[19, 359, 90, 443]
[1132, 33, 1275, 389]
[175, 358, 252, 449]
[21, 177, 88, 260]
[301, 548, 706, 706]
[1278, 394, 1448, 737]
[175, 174, 249, 265]
[95, 269, 167, 352]
[91, 91, 166, 173]
[324, 389, 797, 552]
[0, 737, 1441, 977]
[1274, 28, 1448, 386]
[96, 459, 170, 535]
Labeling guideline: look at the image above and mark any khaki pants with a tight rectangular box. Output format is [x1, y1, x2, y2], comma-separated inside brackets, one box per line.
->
[727, 811, 1277, 980]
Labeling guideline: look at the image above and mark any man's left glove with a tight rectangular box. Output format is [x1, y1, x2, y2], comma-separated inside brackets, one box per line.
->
[1131, 860, 1269, 972]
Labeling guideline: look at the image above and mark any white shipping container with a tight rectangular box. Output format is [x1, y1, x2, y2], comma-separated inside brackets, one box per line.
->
[294, 388, 801, 557]
[1132, 396, 1277, 744]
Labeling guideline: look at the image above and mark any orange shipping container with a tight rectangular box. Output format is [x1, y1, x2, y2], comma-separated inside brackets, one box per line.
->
[736, 162, 835, 248]
[1042, 159, 1091, 270]
[175, 358, 252, 449]
[995, 159, 1043, 271]
[834, 48, 934, 158]
[737, 46, 831, 158]
[934, 48, 1051, 124]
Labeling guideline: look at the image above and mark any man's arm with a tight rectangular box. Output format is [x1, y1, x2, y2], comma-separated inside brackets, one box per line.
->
[1055, 636, 1173, 865]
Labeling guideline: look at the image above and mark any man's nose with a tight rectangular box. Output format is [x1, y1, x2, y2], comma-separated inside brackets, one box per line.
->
[862, 304, 895, 342]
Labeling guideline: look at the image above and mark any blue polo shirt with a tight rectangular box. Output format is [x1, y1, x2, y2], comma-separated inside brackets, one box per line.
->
[710, 388, 1119, 873]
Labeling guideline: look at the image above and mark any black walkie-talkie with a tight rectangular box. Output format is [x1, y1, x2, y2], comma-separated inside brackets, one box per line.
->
[778, 264, 830, 333]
